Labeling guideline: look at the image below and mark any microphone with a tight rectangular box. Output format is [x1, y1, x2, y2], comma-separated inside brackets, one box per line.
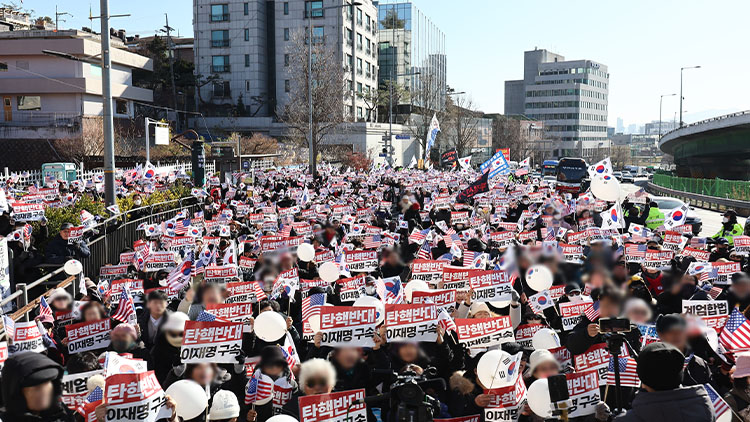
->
[352, 392, 390, 405]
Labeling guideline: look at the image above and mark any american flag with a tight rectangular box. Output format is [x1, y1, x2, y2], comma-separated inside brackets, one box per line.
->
[706, 285, 723, 300]
[174, 219, 192, 235]
[606, 357, 640, 388]
[463, 250, 479, 267]
[704, 383, 729, 419]
[196, 310, 227, 322]
[376, 276, 404, 304]
[251, 281, 268, 302]
[417, 242, 432, 260]
[719, 308, 750, 351]
[437, 308, 456, 333]
[2, 315, 15, 340]
[23, 223, 32, 241]
[301, 293, 326, 322]
[363, 235, 382, 250]
[75, 386, 103, 416]
[625, 244, 647, 258]
[245, 370, 274, 404]
[111, 287, 136, 324]
[408, 229, 429, 244]
[584, 301, 601, 321]
[39, 296, 53, 321]
[690, 237, 708, 249]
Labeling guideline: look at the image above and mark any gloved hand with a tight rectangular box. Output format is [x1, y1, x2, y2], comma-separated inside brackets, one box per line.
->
[595, 401, 611, 422]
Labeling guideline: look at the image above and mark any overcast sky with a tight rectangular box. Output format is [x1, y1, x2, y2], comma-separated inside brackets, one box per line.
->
[22, 0, 749, 127]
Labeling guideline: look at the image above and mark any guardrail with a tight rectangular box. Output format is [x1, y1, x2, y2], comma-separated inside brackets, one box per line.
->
[646, 182, 750, 216]
[653, 174, 750, 202]
[660, 109, 750, 139]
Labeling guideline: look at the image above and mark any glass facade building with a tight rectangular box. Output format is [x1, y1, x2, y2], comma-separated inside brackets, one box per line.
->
[375, 1, 447, 111]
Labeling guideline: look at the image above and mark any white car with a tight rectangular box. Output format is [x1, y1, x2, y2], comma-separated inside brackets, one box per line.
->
[650, 196, 703, 235]
[622, 172, 635, 183]
[542, 176, 557, 187]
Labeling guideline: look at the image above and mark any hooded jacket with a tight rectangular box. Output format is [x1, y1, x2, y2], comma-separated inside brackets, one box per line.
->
[0, 352, 75, 422]
[615, 385, 715, 422]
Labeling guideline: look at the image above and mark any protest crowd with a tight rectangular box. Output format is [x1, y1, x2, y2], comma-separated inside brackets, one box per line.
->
[1, 155, 750, 422]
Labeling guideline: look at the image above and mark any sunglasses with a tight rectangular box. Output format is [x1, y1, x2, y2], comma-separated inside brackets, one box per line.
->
[306, 378, 329, 388]
[568, 291, 581, 296]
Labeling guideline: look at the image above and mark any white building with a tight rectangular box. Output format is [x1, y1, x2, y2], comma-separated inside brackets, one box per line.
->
[193, 0, 378, 120]
[505, 48, 610, 159]
[0, 29, 154, 139]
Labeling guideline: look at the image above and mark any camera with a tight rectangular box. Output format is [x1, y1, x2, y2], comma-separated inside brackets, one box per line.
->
[386, 368, 445, 422]
[598, 317, 631, 334]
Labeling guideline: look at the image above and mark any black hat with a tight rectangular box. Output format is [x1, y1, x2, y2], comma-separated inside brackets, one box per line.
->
[501, 342, 524, 356]
[655, 313, 686, 334]
[717, 237, 729, 245]
[259, 345, 288, 368]
[733, 273, 750, 285]
[564, 283, 581, 295]
[637, 342, 684, 391]
[60, 222, 74, 230]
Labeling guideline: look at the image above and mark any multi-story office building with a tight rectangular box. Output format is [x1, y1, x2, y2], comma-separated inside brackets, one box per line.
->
[504, 48, 610, 159]
[193, 0, 378, 120]
[376, 1, 446, 111]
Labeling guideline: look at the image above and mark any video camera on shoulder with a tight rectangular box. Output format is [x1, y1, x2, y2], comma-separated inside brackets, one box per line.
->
[598, 317, 631, 334]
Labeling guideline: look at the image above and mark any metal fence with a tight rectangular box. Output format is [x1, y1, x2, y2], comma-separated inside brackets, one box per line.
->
[0, 161, 217, 186]
[653, 174, 750, 201]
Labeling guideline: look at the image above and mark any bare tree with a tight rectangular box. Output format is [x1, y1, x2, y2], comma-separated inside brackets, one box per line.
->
[278, 29, 349, 176]
[228, 132, 278, 155]
[405, 73, 447, 160]
[443, 95, 481, 158]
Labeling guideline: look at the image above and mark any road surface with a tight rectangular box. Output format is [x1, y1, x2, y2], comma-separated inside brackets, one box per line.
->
[619, 182, 744, 237]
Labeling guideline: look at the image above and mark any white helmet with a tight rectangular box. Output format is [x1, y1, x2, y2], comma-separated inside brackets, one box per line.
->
[208, 390, 240, 420]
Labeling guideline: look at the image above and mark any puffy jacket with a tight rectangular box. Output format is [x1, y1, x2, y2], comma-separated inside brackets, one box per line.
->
[0, 352, 75, 422]
[713, 223, 744, 246]
[645, 207, 665, 230]
[615, 385, 715, 422]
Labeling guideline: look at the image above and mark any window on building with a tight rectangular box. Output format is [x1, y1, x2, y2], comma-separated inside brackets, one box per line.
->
[115, 99, 128, 115]
[0, 62, 7, 72]
[346, 28, 353, 45]
[284, 28, 290, 41]
[312, 26, 324, 43]
[16, 95, 41, 110]
[365, 13, 371, 29]
[365, 37, 370, 54]
[305, 1, 323, 18]
[210, 4, 229, 22]
[346, 54, 353, 70]
[357, 82, 362, 93]
[244, 28, 249, 41]
[356, 8, 362, 25]
[243, 2, 249, 15]
[211, 55, 230, 72]
[357, 57, 362, 74]
[356, 33, 362, 49]
[284, 54, 290, 67]
[212, 81, 230, 97]
[245, 54, 250, 67]
[246, 80, 251, 91]
[357, 106, 363, 119]
[211, 30, 229, 47]
[284, 80, 290, 93]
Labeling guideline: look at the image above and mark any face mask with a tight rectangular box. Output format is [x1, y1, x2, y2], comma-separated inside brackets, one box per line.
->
[522, 200, 529, 205]
[166, 333, 183, 348]
[112, 340, 134, 353]
[570, 295, 584, 304]
[723, 217, 729, 223]
[554, 213, 562, 220]
[365, 285, 376, 295]
[134, 200, 142, 206]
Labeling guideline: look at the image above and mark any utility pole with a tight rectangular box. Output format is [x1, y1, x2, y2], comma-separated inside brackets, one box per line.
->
[100, 0, 116, 206]
[55, 5, 71, 31]
[160, 14, 179, 129]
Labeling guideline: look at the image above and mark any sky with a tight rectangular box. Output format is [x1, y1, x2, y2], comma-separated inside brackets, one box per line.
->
[19, 0, 750, 127]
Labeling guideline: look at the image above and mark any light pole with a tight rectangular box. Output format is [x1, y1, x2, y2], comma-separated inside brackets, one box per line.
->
[659, 93, 676, 138]
[679, 65, 700, 127]
[388, 71, 419, 166]
[307, 1, 361, 177]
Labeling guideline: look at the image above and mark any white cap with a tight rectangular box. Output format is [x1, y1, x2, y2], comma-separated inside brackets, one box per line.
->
[208, 390, 240, 420]
[528, 349, 560, 376]
[161, 312, 189, 332]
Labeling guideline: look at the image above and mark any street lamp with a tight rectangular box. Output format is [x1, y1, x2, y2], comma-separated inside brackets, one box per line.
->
[659, 93, 676, 138]
[679, 65, 701, 127]
[307, 1, 361, 177]
[388, 70, 419, 166]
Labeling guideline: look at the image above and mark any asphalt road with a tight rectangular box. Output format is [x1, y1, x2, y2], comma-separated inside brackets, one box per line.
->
[619, 182, 743, 237]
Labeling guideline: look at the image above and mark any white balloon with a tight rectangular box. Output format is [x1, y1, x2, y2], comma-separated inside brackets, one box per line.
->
[489, 299, 512, 309]
[165, 380, 208, 420]
[297, 243, 315, 262]
[404, 280, 429, 302]
[254, 311, 287, 341]
[532, 328, 561, 350]
[353, 296, 385, 325]
[590, 174, 621, 202]
[526, 265, 553, 292]
[527, 378, 552, 418]
[267, 416, 298, 422]
[476, 350, 512, 389]
[307, 314, 320, 333]
[64, 259, 83, 276]
[319, 262, 340, 283]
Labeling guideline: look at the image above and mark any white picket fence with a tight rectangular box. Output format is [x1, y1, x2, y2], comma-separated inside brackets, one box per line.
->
[0, 161, 217, 186]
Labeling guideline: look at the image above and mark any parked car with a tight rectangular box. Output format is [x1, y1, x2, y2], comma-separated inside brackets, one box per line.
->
[613, 171, 623, 181]
[650, 196, 702, 235]
[542, 175, 557, 187]
[622, 172, 635, 183]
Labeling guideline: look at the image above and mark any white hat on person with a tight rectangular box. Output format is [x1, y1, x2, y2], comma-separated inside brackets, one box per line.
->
[208, 390, 240, 420]
[527, 349, 560, 375]
[161, 312, 189, 332]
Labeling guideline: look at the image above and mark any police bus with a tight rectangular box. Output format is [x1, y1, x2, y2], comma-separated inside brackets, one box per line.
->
[555, 158, 588, 195]
[541, 160, 559, 177]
